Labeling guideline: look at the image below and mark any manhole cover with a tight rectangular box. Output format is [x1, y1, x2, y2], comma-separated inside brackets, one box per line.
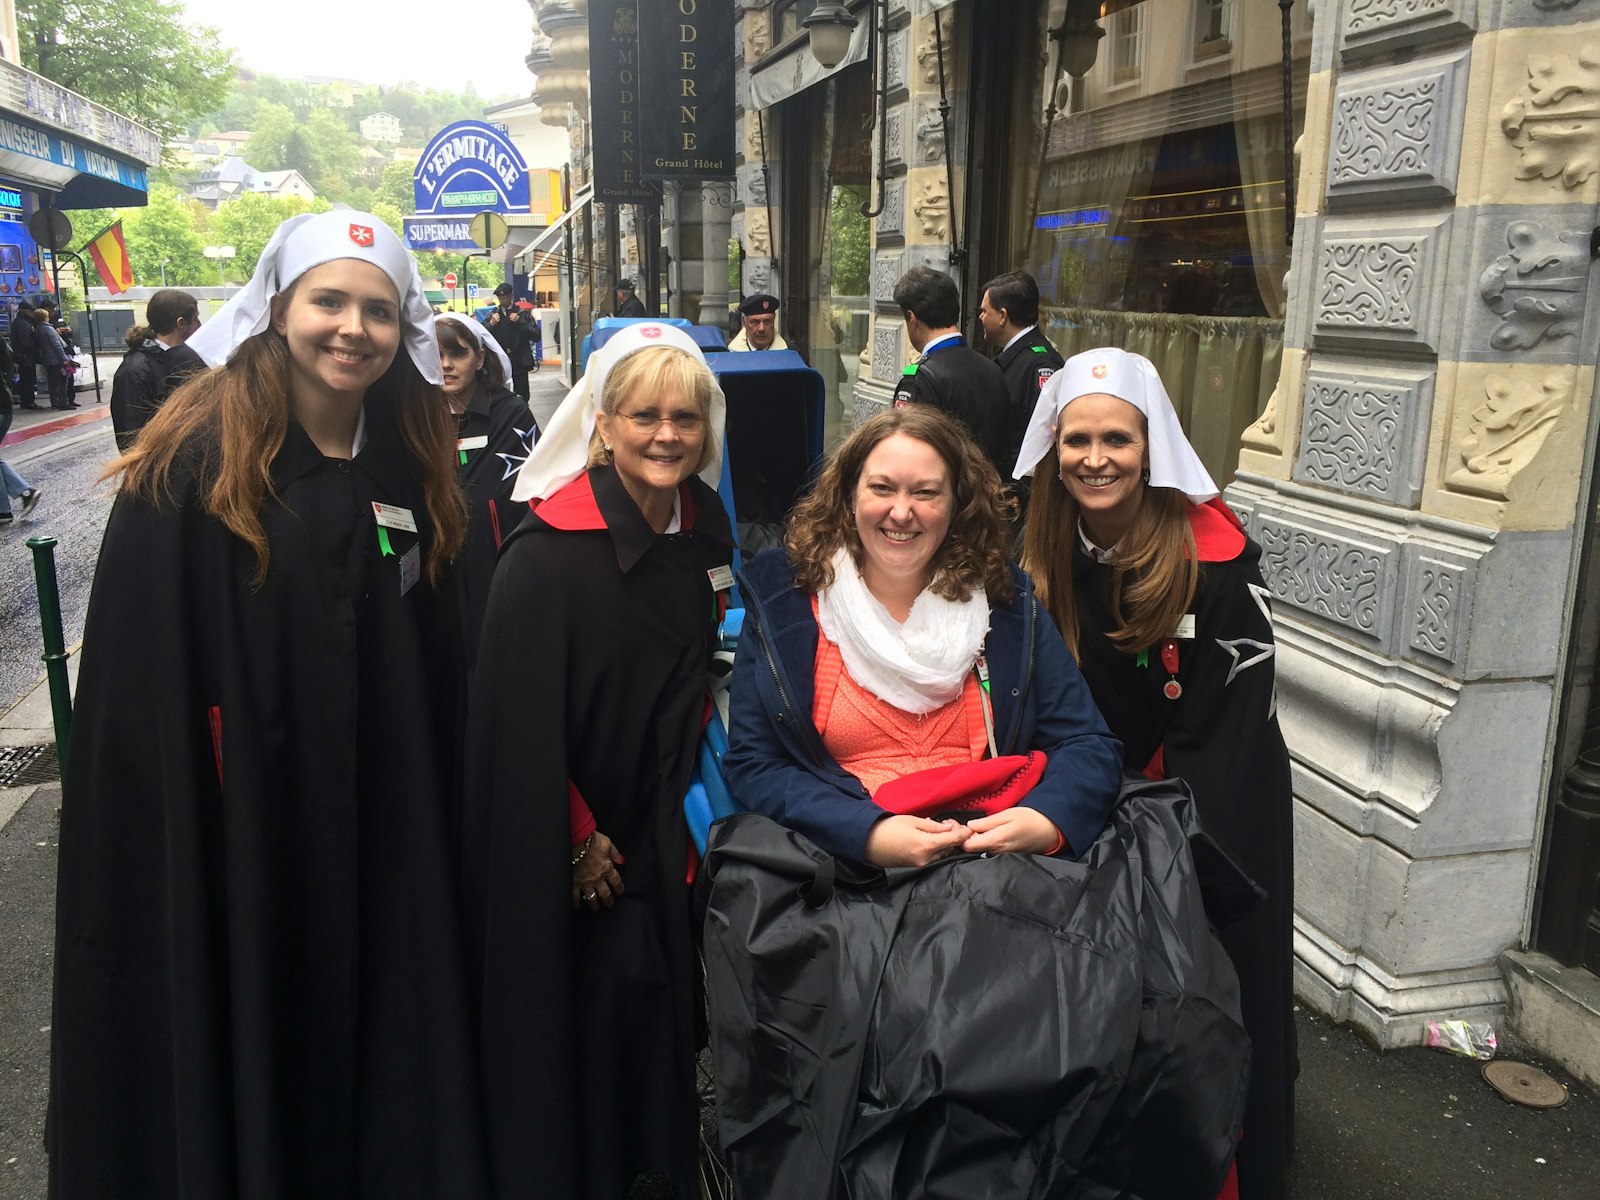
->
[1483, 1060, 1570, 1109]
[0, 744, 59, 788]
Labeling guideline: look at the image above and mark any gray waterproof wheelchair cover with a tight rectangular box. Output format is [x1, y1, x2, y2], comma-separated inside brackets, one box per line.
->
[700, 777, 1253, 1200]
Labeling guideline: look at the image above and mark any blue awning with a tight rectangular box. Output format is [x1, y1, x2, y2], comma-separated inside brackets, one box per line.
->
[0, 109, 151, 208]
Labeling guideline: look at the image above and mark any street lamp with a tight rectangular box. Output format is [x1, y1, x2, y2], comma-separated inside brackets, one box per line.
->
[804, 2, 858, 70]
[1057, 7, 1106, 79]
[159, 259, 170, 287]
[202, 245, 236, 288]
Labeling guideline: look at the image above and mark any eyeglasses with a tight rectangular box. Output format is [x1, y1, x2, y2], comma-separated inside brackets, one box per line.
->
[615, 409, 706, 434]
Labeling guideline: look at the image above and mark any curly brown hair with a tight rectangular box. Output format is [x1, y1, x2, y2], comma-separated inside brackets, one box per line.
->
[785, 406, 1016, 604]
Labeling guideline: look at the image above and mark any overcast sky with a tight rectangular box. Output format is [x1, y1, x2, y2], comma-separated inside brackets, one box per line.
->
[179, 0, 537, 98]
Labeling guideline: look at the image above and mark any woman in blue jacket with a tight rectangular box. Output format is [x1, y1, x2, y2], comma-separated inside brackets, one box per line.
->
[723, 405, 1122, 866]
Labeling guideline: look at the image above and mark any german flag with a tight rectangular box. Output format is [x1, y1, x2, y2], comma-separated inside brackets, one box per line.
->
[85, 220, 135, 294]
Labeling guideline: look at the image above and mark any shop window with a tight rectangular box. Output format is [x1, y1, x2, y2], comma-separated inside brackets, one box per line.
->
[774, 0, 821, 48]
[1002, 0, 1310, 488]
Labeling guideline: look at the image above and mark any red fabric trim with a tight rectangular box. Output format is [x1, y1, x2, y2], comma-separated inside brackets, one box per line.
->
[488, 497, 503, 549]
[1216, 1159, 1239, 1200]
[1143, 744, 1166, 781]
[568, 780, 597, 846]
[533, 474, 607, 531]
[207, 706, 223, 789]
[1190, 497, 1246, 563]
[873, 752, 1048, 819]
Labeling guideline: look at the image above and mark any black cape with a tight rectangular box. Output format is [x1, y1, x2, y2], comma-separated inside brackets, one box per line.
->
[891, 337, 1010, 474]
[462, 465, 733, 1200]
[49, 391, 488, 1197]
[701, 781, 1252, 1200]
[1072, 517, 1297, 1199]
[995, 326, 1064, 485]
[453, 382, 538, 664]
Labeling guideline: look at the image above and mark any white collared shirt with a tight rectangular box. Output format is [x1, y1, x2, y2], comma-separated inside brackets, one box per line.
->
[920, 331, 962, 357]
[1077, 521, 1117, 564]
[1001, 325, 1036, 355]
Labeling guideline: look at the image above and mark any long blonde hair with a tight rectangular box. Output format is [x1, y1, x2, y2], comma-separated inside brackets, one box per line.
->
[115, 330, 466, 587]
[1020, 445, 1197, 659]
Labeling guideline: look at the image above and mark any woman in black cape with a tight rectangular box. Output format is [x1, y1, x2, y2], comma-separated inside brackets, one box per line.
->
[1018, 347, 1297, 1200]
[463, 321, 734, 1200]
[49, 211, 487, 1197]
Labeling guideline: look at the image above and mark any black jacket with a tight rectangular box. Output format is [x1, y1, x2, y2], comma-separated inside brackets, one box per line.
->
[109, 340, 207, 450]
[615, 294, 647, 318]
[9, 312, 37, 360]
[996, 325, 1064, 480]
[485, 306, 535, 367]
[891, 335, 1009, 472]
[701, 781, 1253, 1199]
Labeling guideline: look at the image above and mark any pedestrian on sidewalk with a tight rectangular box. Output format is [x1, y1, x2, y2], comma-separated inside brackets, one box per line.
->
[30, 308, 76, 409]
[9, 304, 41, 409]
[109, 288, 207, 450]
[49, 210, 488, 1197]
[0, 457, 41, 525]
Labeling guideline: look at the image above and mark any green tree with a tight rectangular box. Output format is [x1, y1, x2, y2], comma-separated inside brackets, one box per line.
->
[21, 0, 235, 144]
[829, 186, 870, 296]
[376, 161, 418, 213]
[212, 193, 314, 277]
[121, 185, 211, 286]
[245, 102, 298, 170]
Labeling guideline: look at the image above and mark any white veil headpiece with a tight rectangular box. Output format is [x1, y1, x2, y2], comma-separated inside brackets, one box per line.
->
[434, 312, 513, 388]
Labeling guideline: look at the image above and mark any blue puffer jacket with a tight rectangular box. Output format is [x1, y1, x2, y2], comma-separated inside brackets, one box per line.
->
[724, 549, 1124, 861]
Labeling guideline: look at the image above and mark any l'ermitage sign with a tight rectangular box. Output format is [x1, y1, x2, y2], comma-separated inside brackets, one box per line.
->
[639, 0, 735, 180]
[588, 0, 657, 204]
[412, 120, 531, 216]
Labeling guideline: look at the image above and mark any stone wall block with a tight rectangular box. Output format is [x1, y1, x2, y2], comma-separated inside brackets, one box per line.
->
[886, 27, 911, 98]
[1282, 213, 1321, 352]
[1293, 361, 1434, 506]
[742, 256, 773, 299]
[1498, 0, 1600, 32]
[873, 250, 905, 309]
[1360, 842, 1532, 975]
[884, 105, 908, 169]
[1311, 213, 1454, 357]
[1339, 0, 1477, 58]
[1252, 503, 1402, 650]
[739, 162, 768, 208]
[902, 244, 951, 277]
[1461, 206, 1595, 362]
[1325, 50, 1471, 207]
[876, 177, 907, 239]
[913, 97, 947, 167]
[872, 323, 904, 382]
[1462, 528, 1575, 678]
[903, 166, 952, 244]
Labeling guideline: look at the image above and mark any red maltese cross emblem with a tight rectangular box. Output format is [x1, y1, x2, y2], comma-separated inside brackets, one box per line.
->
[1091, 362, 1109, 379]
[348, 224, 375, 247]
[641, 325, 662, 338]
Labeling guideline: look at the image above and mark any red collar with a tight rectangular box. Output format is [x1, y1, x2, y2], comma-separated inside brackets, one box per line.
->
[1189, 497, 1246, 562]
[531, 471, 702, 533]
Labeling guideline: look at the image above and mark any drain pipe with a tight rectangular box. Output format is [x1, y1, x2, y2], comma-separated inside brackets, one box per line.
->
[27, 536, 72, 787]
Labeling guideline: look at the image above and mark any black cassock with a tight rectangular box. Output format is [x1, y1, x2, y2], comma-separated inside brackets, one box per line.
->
[49, 394, 488, 1198]
[453, 382, 538, 663]
[463, 464, 733, 1200]
[1071, 501, 1297, 1200]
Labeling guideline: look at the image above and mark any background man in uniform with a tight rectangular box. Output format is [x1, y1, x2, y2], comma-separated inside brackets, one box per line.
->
[614, 278, 647, 318]
[889, 266, 1008, 473]
[728, 293, 788, 351]
[978, 269, 1065, 495]
[9, 304, 40, 409]
[486, 283, 536, 399]
[110, 289, 206, 451]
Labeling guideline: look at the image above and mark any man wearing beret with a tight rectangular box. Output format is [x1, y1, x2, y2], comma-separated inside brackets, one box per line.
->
[486, 283, 536, 399]
[614, 278, 648, 318]
[729, 293, 788, 351]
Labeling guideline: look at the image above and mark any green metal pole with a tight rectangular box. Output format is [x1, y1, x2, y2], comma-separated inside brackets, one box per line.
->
[26, 536, 72, 785]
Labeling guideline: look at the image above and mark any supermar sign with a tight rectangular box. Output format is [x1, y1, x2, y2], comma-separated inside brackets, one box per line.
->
[412, 121, 530, 216]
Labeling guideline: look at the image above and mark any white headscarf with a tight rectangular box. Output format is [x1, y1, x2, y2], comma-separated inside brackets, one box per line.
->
[187, 210, 442, 384]
[434, 312, 513, 390]
[1011, 347, 1218, 503]
[511, 321, 726, 502]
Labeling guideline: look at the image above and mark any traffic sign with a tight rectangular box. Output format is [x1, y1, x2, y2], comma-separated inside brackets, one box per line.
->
[469, 284, 479, 297]
[468, 210, 510, 251]
[28, 209, 73, 251]
[443, 272, 458, 289]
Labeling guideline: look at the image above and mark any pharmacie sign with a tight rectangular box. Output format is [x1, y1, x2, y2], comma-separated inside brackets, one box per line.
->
[412, 121, 530, 216]
[640, 0, 734, 180]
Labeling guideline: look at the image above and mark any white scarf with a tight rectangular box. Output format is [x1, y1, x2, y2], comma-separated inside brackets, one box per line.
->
[815, 548, 989, 715]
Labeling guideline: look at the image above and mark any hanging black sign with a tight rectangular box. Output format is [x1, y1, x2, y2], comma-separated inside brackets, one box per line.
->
[588, 0, 656, 203]
[639, 0, 736, 180]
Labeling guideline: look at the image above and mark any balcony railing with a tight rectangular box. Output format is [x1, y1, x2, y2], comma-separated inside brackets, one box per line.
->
[0, 59, 163, 167]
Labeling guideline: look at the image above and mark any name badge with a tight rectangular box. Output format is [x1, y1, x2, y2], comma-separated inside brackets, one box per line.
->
[708, 564, 735, 592]
[456, 435, 489, 451]
[372, 502, 418, 533]
[398, 544, 420, 596]
[1172, 614, 1196, 640]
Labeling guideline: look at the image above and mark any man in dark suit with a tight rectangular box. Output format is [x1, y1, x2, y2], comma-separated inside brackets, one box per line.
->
[889, 266, 1009, 474]
[613, 278, 647, 318]
[978, 270, 1065, 491]
[485, 283, 535, 399]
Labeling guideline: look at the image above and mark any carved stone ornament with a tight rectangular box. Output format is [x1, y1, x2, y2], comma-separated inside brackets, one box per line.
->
[886, 30, 909, 92]
[1478, 222, 1590, 351]
[743, 207, 773, 257]
[916, 108, 945, 164]
[877, 179, 906, 238]
[1332, 81, 1439, 188]
[1296, 375, 1416, 503]
[1318, 240, 1420, 330]
[744, 9, 771, 61]
[1257, 522, 1385, 635]
[746, 261, 771, 295]
[915, 10, 955, 87]
[1242, 379, 1283, 451]
[1340, 0, 1474, 50]
[1500, 47, 1600, 189]
[1345, 0, 1452, 36]
[1533, 0, 1582, 8]
[873, 325, 902, 381]
[1446, 373, 1569, 499]
[912, 178, 949, 239]
[1410, 562, 1461, 661]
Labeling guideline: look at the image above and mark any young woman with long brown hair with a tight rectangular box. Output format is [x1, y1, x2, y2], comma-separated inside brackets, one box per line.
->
[49, 212, 488, 1197]
[1018, 347, 1296, 1200]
